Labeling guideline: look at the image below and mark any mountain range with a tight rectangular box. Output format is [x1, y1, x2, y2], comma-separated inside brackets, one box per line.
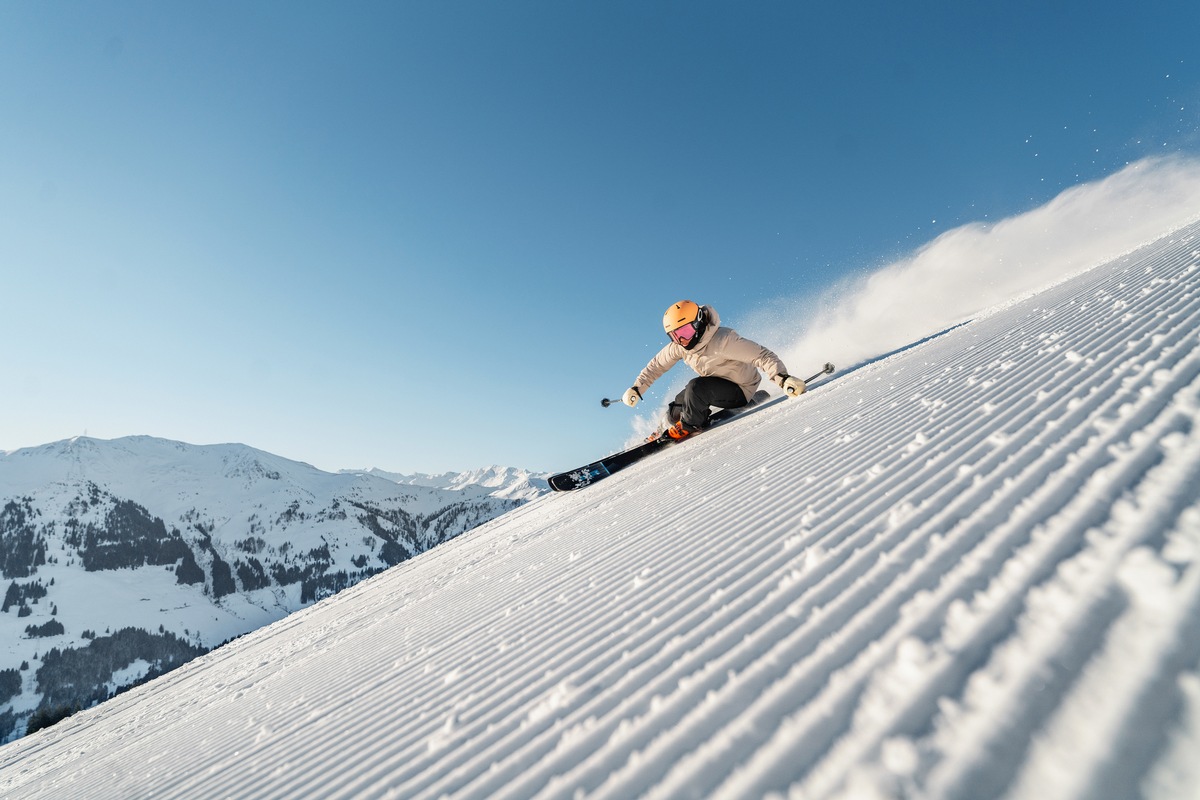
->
[0, 437, 547, 743]
[340, 465, 550, 501]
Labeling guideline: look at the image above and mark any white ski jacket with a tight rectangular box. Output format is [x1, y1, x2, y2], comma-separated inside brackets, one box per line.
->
[633, 306, 788, 401]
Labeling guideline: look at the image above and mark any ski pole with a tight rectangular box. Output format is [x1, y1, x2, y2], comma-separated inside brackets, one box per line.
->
[801, 362, 836, 384]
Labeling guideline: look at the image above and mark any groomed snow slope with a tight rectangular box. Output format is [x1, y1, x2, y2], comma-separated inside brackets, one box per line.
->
[3, 221, 1200, 799]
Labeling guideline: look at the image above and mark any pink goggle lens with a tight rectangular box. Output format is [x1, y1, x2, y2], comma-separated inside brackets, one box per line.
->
[669, 322, 698, 345]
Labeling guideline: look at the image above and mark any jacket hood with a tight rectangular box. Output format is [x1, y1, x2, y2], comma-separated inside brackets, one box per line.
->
[694, 304, 720, 349]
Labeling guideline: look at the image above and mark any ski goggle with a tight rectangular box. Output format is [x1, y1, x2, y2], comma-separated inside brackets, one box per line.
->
[669, 322, 698, 346]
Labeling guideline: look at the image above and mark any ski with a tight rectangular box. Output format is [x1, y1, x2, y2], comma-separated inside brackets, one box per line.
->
[549, 363, 834, 492]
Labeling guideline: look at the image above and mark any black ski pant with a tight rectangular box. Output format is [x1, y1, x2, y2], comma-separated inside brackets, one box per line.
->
[668, 376, 749, 429]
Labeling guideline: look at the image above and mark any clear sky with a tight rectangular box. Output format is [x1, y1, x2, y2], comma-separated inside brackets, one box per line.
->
[3, 1, 1198, 474]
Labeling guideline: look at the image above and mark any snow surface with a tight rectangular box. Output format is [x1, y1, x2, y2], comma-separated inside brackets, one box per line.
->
[2, 221, 1200, 798]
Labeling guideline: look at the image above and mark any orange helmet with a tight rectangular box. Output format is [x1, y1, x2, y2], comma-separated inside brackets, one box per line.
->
[662, 300, 708, 349]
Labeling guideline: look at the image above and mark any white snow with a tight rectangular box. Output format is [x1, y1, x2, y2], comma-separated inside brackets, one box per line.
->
[0, 436, 525, 735]
[2, 220, 1200, 798]
[345, 465, 551, 501]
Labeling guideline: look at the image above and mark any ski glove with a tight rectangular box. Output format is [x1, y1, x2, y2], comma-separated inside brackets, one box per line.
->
[622, 387, 642, 407]
[774, 374, 806, 397]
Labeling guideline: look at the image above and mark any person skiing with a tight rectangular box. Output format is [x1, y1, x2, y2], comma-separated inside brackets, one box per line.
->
[622, 300, 807, 439]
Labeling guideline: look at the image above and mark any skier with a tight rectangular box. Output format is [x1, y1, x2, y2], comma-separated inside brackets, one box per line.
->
[622, 300, 807, 439]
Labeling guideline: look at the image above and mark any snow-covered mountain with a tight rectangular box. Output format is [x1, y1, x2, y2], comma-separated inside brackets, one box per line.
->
[2, 218, 1200, 799]
[0, 437, 530, 744]
[345, 465, 551, 501]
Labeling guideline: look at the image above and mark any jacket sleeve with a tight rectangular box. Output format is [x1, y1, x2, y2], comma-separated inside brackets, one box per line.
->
[721, 331, 788, 381]
[634, 344, 683, 395]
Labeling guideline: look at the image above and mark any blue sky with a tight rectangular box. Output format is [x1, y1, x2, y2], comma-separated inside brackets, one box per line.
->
[3, 1, 1198, 474]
